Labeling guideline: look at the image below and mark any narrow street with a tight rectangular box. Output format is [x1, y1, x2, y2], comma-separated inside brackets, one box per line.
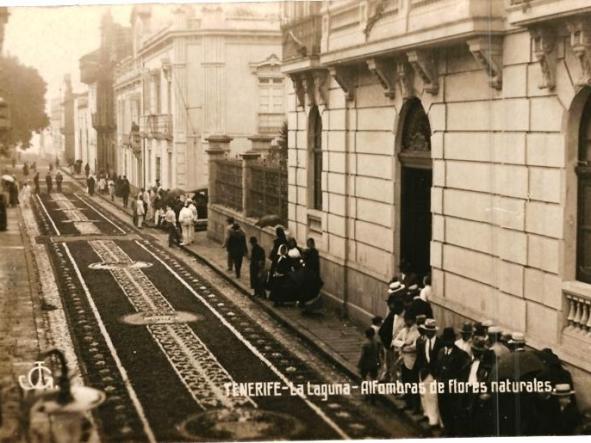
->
[26, 168, 419, 442]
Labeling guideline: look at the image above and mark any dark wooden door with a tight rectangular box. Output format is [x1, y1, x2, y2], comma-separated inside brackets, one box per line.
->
[400, 167, 432, 277]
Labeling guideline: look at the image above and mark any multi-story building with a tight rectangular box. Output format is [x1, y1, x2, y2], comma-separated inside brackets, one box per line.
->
[80, 12, 132, 175]
[282, 0, 591, 404]
[114, 3, 284, 191]
[49, 97, 64, 161]
[73, 91, 97, 172]
[61, 75, 76, 165]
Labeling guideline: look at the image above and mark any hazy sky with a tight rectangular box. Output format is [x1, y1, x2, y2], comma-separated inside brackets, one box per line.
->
[3, 5, 132, 101]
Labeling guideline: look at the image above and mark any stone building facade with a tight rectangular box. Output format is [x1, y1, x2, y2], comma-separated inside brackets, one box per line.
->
[282, 0, 591, 404]
[114, 3, 284, 191]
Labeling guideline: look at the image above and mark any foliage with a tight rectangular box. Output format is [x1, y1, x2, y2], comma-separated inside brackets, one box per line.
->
[0, 55, 49, 150]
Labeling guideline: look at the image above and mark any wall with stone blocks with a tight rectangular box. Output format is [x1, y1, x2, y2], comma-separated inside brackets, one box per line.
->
[285, 27, 591, 395]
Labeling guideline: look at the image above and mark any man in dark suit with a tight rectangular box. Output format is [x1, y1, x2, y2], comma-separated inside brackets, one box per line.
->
[415, 318, 443, 428]
[249, 236, 266, 297]
[227, 223, 248, 278]
[435, 327, 471, 436]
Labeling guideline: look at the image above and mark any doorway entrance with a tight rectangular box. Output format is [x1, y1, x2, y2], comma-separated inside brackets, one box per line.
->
[400, 168, 432, 276]
[398, 98, 433, 278]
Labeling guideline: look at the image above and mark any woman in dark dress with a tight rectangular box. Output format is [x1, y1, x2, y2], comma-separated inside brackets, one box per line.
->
[267, 226, 287, 289]
[298, 238, 323, 312]
[269, 245, 297, 306]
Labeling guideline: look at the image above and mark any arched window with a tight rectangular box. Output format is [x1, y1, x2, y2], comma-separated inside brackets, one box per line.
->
[577, 97, 591, 283]
[308, 105, 322, 210]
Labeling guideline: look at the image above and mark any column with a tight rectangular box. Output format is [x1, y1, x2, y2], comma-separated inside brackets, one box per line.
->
[241, 150, 261, 217]
[205, 135, 232, 204]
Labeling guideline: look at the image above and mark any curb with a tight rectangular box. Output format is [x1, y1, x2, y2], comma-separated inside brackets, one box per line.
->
[61, 170, 430, 436]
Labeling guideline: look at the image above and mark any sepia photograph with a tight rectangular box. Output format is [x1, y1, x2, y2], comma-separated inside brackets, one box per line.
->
[0, 0, 590, 441]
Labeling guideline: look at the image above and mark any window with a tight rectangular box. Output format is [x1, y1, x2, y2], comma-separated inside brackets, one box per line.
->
[308, 105, 322, 210]
[577, 98, 591, 283]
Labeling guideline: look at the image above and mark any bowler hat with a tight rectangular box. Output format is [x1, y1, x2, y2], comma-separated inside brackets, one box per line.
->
[473, 322, 486, 336]
[441, 327, 456, 344]
[460, 322, 473, 334]
[551, 383, 575, 396]
[420, 318, 438, 331]
[471, 338, 488, 353]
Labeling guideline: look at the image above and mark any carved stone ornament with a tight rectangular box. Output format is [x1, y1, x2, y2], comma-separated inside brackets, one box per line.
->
[363, 0, 387, 39]
[290, 74, 306, 108]
[530, 26, 556, 90]
[313, 70, 330, 106]
[367, 58, 396, 99]
[304, 72, 316, 106]
[467, 37, 503, 90]
[329, 66, 356, 101]
[407, 50, 439, 95]
[567, 19, 591, 87]
[396, 61, 414, 99]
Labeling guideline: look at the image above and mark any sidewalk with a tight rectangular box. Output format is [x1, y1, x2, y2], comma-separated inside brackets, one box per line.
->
[0, 207, 44, 442]
[64, 171, 431, 435]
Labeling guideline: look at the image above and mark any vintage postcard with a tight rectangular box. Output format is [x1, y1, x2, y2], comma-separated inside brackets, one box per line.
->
[0, 0, 589, 441]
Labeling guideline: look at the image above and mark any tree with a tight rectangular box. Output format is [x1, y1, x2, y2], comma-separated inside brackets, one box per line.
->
[0, 55, 49, 152]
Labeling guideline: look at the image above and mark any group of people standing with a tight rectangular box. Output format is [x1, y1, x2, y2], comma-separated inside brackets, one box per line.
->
[356, 268, 583, 436]
[222, 219, 323, 314]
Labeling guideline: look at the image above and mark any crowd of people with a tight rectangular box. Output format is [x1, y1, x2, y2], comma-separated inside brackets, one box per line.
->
[221, 218, 323, 314]
[356, 266, 584, 436]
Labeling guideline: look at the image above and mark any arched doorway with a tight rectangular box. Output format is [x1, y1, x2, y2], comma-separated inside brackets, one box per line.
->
[576, 92, 591, 283]
[398, 98, 432, 277]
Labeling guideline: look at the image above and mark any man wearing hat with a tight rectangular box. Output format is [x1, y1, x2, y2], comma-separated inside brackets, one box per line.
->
[488, 326, 509, 357]
[473, 322, 488, 342]
[435, 327, 471, 436]
[378, 294, 405, 382]
[393, 311, 421, 413]
[409, 284, 433, 321]
[546, 383, 581, 435]
[387, 278, 406, 299]
[455, 322, 473, 357]
[415, 318, 443, 428]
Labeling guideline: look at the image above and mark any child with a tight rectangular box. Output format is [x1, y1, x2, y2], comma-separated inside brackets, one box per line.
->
[371, 316, 385, 380]
[358, 328, 380, 403]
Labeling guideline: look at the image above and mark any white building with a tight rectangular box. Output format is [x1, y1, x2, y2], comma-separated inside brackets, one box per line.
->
[74, 91, 97, 172]
[114, 3, 285, 191]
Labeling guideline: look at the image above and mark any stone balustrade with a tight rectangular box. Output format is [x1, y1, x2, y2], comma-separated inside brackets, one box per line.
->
[566, 293, 591, 333]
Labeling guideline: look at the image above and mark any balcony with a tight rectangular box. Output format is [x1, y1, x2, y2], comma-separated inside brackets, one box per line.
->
[282, 14, 322, 64]
[140, 114, 172, 141]
[92, 111, 116, 131]
[320, 0, 505, 66]
[507, 0, 591, 27]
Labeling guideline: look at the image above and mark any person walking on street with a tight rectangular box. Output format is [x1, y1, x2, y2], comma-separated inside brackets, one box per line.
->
[179, 202, 194, 245]
[121, 176, 130, 208]
[130, 196, 138, 227]
[8, 180, 19, 207]
[19, 182, 31, 208]
[227, 222, 248, 278]
[164, 205, 180, 247]
[33, 171, 40, 194]
[136, 194, 145, 228]
[378, 293, 405, 382]
[108, 176, 115, 201]
[45, 172, 53, 195]
[393, 311, 421, 413]
[55, 171, 63, 193]
[84, 163, 90, 177]
[455, 323, 474, 357]
[222, 217, 235, 271]
[249, 236, 266, 297]
[0, 193, 7, 231]
[87, 174, 95, 196]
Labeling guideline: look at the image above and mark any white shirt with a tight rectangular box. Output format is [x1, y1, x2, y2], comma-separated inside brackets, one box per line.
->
[179, 207, 193, 224]
[425, 337, 435, 363]
[468, 359, 481, 386]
